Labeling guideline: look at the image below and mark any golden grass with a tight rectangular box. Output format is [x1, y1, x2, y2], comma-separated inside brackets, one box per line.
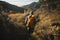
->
[31, 11, 60, 40]
[8, 13, 27, 27]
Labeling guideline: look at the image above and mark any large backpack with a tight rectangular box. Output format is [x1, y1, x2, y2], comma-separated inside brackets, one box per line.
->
[26, 15, 35, 28]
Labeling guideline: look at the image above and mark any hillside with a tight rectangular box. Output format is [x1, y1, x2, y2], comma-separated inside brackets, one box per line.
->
[0, 0, 60, 40]
[22, 2, 40, 10]
[0, 1, 25, 13]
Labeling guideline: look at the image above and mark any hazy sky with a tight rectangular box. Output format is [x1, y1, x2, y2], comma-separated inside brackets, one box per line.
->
[1, 0, 38, 7]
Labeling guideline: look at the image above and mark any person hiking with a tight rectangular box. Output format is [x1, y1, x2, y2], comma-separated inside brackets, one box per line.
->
[25, 11, 35, 34]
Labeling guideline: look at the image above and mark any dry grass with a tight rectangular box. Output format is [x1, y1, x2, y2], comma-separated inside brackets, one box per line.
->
[5, 10, 60, 40]
[8, 13, 27, 27]
[31, 10, 60, 40]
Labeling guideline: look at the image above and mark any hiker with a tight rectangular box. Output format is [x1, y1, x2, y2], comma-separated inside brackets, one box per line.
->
[25, 11, 35, 34]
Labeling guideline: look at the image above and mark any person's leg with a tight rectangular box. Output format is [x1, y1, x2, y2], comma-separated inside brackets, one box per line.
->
[29, 27, 34, 33]
[28, 27, 34, 40]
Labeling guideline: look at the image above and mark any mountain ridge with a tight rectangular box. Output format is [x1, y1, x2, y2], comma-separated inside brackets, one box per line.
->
[22, 2, 40, 10]
[0, 1, 25, 13]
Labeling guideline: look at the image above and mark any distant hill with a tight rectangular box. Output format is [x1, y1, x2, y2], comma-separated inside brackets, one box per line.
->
[22, 2, 40, 10]
[0, 1, 25, 13]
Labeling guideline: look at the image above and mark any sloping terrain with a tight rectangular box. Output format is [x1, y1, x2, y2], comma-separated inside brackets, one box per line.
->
[22, 2, 40, 10]
[0, 0, 60, 40]
[0, 1, 25, 13]
[0, 12, 28, 40]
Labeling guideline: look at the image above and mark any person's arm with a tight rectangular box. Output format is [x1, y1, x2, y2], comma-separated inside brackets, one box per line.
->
[25, 16, 28, 24]
[26, 16, 30, 27]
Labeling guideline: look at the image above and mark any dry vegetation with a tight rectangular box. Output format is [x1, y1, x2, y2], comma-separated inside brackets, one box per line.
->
[0, 0, 60, 40]
[0, 12, 28, 40]
[0, 10, 60, 40]
[6, 10, 60, 40]
[31, 10, 60, 40]
[8, 13, 26, 26]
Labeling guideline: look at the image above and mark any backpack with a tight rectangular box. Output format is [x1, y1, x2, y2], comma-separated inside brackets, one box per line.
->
[26, 15, 35, 27]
